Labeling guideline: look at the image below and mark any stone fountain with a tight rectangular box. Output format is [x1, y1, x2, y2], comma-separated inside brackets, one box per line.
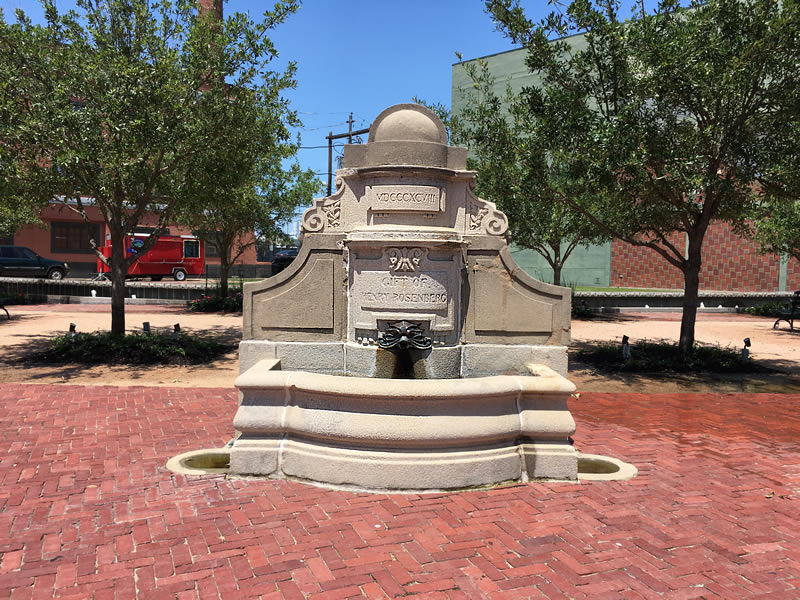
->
[230, 104, 578, 491]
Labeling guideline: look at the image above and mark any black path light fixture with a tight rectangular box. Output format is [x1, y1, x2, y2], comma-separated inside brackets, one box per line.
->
[621, 335, 631, 361]
[172, 323, 181, 340]
[742, 337, 751, 359]
[68, 323, 77, 338]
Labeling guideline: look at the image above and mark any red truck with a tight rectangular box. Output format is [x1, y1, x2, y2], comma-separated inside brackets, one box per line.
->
[97, 233, 205, 281]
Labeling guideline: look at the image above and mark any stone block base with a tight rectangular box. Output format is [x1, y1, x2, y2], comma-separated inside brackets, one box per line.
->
[238, 340, 568, 378]
[230, 437, 578, 491]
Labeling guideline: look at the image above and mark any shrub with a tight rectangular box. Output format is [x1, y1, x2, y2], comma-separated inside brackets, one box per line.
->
[575, 339, 772, 374]
[740, 303, 783, 318]
[35, 331, 234, 365]
[568, 283, 594, 319]
[189, 290, 243, 312]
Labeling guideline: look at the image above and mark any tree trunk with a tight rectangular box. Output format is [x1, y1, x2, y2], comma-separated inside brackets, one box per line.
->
[552, 263, 562, 287]
[219, 252, 230, 298]
[549, 242, 563, 287]
[109, 227, 127, 336]
[679, 241, 702, 356]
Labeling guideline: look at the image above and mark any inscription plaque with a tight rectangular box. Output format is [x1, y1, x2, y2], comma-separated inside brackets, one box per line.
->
[358, 272, 449, 311]
[368, 185, 443, 213]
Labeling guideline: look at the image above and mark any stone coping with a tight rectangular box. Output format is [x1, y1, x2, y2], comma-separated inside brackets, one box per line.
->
[235, 359, 577, 396]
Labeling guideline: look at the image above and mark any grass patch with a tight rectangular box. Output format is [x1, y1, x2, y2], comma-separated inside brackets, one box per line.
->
[34, 331, 235, 365]
[575, 340, 773, 374]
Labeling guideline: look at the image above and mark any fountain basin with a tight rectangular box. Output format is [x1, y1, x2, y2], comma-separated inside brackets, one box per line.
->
[230, 360, 578, 491]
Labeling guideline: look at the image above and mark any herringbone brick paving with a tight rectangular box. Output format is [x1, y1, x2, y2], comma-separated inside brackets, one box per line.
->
[1, 384, 799, 599]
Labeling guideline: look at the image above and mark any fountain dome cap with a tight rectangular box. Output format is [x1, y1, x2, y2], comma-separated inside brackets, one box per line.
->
[368, 104, 448, 145]
[343, 103, 467, 170]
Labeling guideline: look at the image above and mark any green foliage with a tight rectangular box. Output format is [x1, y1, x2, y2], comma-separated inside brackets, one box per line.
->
[567, 282, 595, 318]
[740, 303, 786, 318]
[752, 198, 800, 264]
[189, 289, 243, 312]
[181, 166, 320, 298]
[576, 339, 771, 374]
[422, 63, 609, 287]
[0, 0, 305, 332]
[35, 331, 234, 365]
[483, 0, 800, 351]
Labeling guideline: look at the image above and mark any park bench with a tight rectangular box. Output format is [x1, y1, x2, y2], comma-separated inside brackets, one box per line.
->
[773, 290, 800, 331]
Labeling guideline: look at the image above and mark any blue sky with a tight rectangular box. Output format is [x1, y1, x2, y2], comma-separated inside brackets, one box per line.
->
[1, 0, 655, 234]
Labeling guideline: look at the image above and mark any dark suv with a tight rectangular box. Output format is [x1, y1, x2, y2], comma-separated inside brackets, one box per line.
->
[271, 248, 299, 275]
[0, 246, 70, 280]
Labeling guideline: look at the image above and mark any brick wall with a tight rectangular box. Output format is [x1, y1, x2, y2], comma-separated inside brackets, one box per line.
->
[698, 222, 780, 291]
[610, 234, 685, 289]
[787, 257, 800, 291]
[611, 222, 784, 291]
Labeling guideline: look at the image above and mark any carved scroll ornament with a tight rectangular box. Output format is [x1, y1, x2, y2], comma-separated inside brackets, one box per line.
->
[301, 176, 345, 233]
[467, 184, 508, 237]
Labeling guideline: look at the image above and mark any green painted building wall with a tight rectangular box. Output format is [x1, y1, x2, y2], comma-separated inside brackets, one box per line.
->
[451, 37, 612, 288]
[508, 242, 612, 288]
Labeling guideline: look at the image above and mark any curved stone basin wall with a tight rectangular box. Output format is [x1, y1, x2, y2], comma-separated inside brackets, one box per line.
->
[232, 360, 577, 490]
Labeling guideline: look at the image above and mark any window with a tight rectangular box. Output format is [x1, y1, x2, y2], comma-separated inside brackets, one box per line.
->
[133, 226, 169, 235]
[51, 221, 100, 253]
[205, 239, 219, 257]
[183, 240, 200, 258]
[0, 236, 13, 245]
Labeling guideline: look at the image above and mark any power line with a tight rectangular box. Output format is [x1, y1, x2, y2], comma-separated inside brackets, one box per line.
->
[299, 144, 344, 150]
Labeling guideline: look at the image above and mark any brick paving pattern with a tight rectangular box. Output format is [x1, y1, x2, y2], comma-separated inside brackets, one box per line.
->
[2, 384, 799, 599]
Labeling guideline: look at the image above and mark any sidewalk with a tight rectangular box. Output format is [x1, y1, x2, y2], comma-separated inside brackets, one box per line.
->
[1, 383, 798, 598]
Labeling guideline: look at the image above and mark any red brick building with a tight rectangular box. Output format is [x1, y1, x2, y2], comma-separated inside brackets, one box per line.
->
[4, 200, 264, 278]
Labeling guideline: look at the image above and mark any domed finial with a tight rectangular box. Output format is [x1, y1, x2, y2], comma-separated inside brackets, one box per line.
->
[369, 104, 447, 145]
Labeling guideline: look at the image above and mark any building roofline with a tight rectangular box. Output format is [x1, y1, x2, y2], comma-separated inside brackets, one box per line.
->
[452, 30, 587, 67]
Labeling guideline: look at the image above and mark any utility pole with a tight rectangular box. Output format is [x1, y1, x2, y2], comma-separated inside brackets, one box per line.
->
[326, 113, 369, 196]
[347, 112, 355, 143]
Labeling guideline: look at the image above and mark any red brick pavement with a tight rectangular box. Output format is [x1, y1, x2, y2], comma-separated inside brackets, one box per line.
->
[1, 384, 799, 599]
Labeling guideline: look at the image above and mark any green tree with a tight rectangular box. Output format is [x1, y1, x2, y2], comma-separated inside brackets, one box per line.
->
[182, 160, 319, 298]
[752, 115, 800, 264]
[0, 0, 303, 334]
[439, 59, 608, 287]
[753, 200, 800, 264]
[484, 0, 800, 353]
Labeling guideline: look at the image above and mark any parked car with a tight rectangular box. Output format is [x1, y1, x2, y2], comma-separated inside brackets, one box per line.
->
[271, 248, 299, 275]
[0, 246, 70, 280]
